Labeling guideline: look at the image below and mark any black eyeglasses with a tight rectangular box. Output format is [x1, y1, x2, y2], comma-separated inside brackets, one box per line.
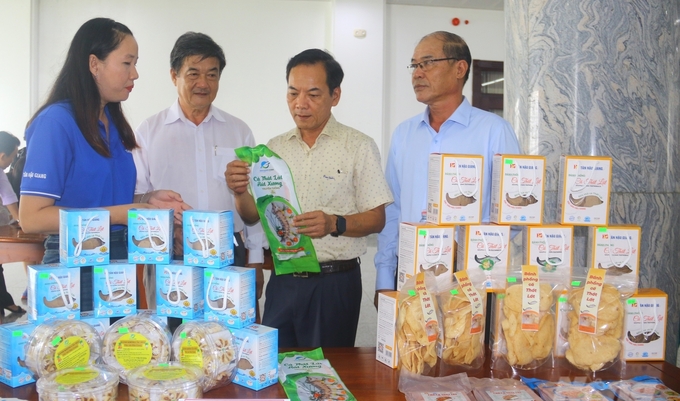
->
[407, 57, 458, 73]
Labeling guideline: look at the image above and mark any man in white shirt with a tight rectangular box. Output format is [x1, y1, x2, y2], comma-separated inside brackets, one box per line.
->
[133, 32, 265, 308]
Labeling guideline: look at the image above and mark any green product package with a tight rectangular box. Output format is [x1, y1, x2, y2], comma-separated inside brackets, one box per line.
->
[278, 348, 356, 401]
[235, 145, 320, 275]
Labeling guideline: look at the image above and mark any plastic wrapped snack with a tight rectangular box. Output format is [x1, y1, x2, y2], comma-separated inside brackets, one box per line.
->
[127, 362, 203, 401]
[396, 272, 439, 376]
[537, 382, 607, 401]
[399, 371, 473, 401]
[566, 283, 624, 372]
[36, 365, 119, 401]
[437, 277, 485, 371]
[171, 321, 237, 391]
[499, 282, 555, 369]
[610, 379, 680, 401]
[473, 381, 543, 401]
[102, 311, 172, 383]
[25, 319, 102, 377]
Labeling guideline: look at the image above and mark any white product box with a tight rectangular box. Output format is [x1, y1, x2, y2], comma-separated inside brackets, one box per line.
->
[156, 262, 204, 320]
[558, 155, 612, 226]
[183, 210, 234, 268]
[204, 266, 256, 329]
[589, 226, 641, 295]
[376, 291, 399, 369]
[622, 289, 667, 361]
[456, 224, 511, 292]
[232, 324, 278, 391]
[59, 208, 110, 267]
[523, 225, 574, 279]
[490, 154, 546, 225]
[427, 154, 484, 225]
[397, 223, 455, 291]
[0, 321, 38, 387]
[128, 209, 174, 264]
[93, 261, 137, 318]
[28, 264, 80, 323]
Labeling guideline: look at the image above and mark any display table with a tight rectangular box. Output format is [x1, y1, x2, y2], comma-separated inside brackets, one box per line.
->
[1, 348, 679, 400]
[0, 225, 45, 265]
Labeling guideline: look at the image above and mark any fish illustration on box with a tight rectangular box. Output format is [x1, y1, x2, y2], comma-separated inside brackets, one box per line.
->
[93, 262, 137, 318]
[183, 210, 233, 268]
[128, 209, 173, 264]
[156, 262, 203, 319]
[204, 267, 256, 329]
[28, 264, 80, 323]
[59, 209, 109, 267]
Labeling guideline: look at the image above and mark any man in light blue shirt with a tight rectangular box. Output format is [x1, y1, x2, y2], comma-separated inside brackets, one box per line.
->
[374, 31, 520, 302]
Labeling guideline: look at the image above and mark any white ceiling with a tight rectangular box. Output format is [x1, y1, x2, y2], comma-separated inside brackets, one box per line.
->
[386, 0, 503, 10]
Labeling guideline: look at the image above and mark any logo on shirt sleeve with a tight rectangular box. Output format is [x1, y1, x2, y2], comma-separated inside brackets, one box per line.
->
[23, 171, 47, 179]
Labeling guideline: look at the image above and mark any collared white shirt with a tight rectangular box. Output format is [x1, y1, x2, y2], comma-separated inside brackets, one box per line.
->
[133, 99, 265, 263]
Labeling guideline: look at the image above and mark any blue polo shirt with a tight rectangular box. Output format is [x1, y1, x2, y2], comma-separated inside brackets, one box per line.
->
[21, 101, 136, 209]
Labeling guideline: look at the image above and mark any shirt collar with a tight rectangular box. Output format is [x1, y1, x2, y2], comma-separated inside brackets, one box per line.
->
[284, 114, 339, 141]
[419, 96, 472, 128]
[165, 99, 226, 125]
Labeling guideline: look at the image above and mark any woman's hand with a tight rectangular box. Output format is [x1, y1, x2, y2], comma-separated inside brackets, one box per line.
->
[139, 190, 192, 224]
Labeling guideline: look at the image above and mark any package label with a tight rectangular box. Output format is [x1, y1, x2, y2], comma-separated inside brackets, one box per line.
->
[578, 268, 606, 334]
[454, 271, 484, 335]
[521, 265, 540, 331]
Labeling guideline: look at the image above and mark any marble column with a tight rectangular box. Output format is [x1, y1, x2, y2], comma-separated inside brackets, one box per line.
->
[505, 0, 680, 363]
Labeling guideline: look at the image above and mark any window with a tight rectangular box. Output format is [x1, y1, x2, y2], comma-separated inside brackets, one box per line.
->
[472, 60, 504, 117]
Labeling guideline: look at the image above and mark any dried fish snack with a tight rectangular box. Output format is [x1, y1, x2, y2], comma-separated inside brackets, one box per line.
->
[438, 284, 484, 368]
[171, 321, 237, 391]
[25, 319, 102, 378]
[500, 283, 555, 368]
[36, 365, 118, 401]
[127, 362, 203, 401]
[537, 382, 607, 401]
[566, 284, 624, 372]
[102, 311, 171, 383]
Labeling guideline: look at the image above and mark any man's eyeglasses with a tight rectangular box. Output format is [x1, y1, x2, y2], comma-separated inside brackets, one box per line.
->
[407, 57, 457, 73]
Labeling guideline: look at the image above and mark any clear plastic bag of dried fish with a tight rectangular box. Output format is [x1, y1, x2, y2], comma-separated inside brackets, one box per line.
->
[25, 319, 102, 378]
[127, 362, 203, 401]
[437, 277, 485, 374]
[36, 364, 119, 401]
[101, 310, 171, 383]
[396, 271, 440, 377]
[565, 276, 626, 372]
[171, 321, 237, 391]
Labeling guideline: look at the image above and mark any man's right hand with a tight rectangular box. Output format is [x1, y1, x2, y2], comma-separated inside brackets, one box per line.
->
[225, 160, 251, 195]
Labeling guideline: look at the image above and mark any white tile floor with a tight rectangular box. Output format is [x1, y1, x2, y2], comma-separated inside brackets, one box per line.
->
[2, 240, 380, 347]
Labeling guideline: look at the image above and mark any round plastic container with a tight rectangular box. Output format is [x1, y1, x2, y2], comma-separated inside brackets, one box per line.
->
[36, 364, 119, 401]
[127, 362, 203, 401]
[102, 310, 171, 383]
[171, 321, 237, 391]
[25, 319, 102, 377]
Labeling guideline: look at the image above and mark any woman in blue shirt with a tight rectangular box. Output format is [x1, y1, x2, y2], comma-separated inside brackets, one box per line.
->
[19, 18, 186, 311]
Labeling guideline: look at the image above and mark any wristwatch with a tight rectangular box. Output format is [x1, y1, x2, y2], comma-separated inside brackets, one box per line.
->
[331, 215, 346, 237]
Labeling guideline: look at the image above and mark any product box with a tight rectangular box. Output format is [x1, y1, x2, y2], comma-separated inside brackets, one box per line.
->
[28, 264, 80, 323]
[397, 223, 455, 291]
[80, 310, 111, 338]
[491, 154, 546, 225]
[183, 210, 234, 268]
[128, 209, 174, 264]
[0, 320, 38, 387]
[93, 261, 137, 318]
[589, 225, 641, 294]
[156, 262, 204, 319]
[204, 266, 256, 328]
[558, 155, 612, 226]
[523, 225, 574, 279]
[427, 154, 484, 225]
[59, 208, 110, 267]
[376, 291, 399, 369]
[232, 324, 279, 391]
[622, 288, 667, 361]
[456, 224, 511, 292]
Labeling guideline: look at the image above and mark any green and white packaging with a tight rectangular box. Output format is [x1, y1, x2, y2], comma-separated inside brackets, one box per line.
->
[235, 145, 319, 275]
[278, 348, 356, 401]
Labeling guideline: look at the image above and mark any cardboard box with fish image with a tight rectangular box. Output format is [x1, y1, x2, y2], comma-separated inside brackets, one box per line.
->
[93, 261, 137, 318]
[231, 324, 278, 391]
[128, 209, 174, 264]
[397, 222, 455, 291]
[558, 155, 612, 226]
[427, 154, 484, 225]
[59, 209, 110, 267]
[27, 264, 80, 323]
[156, 261, 204, 320]
[183, 210, 234, 268]
[0, 320, 38, 387]
[490, 154, 546, 225]
[204, 266, 256, 329]
[622, 288, 667, 361]
[456, 224, 511, 292]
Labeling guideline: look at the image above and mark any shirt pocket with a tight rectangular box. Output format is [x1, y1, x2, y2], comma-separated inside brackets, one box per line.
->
[318, 164, 353, 208]
[212, 146, 237, 182]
